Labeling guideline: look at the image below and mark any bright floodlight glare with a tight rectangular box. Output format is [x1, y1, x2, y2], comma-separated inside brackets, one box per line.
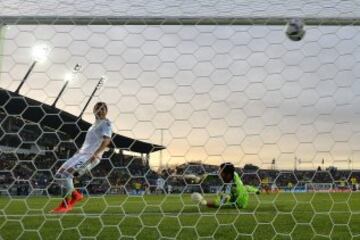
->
[96, 76, 107, 89]
[64, 72, 74, 82]
[32, 44, 50, 63]
[100, 75, 107, 82]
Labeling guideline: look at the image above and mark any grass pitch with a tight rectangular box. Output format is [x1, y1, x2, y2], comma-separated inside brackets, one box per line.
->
[1, 192, 360, 240]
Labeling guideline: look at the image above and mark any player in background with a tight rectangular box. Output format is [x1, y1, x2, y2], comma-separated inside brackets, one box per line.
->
[156, 176, 165, 194]
[52, 102, 112, 213]
[167, 184, 173, 194]
[192, 162, 259, 208]
[134, 181, 142, 195]
[350, 176, 357, 191]
[287, 182, 293, 191]
[261, 176, 271, 194]
[338, 178, 347, 192]
[271, 182, 278, 193]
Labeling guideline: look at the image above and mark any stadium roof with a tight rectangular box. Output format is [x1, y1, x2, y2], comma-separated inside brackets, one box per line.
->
[0, 88, 165, 154]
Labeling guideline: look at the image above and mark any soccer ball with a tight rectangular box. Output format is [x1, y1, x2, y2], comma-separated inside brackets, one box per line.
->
[191, 192, 207, 205]
[286, 18, 305, 41]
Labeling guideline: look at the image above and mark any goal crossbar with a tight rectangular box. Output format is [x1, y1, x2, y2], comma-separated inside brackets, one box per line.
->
[0, 16, 359, 25]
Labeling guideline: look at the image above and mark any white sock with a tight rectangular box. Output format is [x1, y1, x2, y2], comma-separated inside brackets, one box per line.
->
[56, 172, 74, 196]
[64, 177, 74, 195]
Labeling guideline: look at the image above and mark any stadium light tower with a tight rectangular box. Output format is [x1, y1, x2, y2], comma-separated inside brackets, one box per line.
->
[348, 158, 352, 170]
[271, 158, 276, 170]
[52, 64, 82, 107]
[159, 128, 166, 170]
[78, 76, 106, 119]
[15, 44, 50, 94]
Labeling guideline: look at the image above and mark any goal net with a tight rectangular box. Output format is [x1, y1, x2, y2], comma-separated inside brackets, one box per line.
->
[0, 1, 360, 239]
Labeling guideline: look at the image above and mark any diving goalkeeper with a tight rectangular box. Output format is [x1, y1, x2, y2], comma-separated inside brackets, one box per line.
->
[192, 162, 259, 208]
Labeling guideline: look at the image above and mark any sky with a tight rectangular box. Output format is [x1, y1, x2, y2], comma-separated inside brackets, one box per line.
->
[0, 24, 360, 170]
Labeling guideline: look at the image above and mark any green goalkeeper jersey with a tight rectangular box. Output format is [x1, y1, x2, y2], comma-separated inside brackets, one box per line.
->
[214, 172, 252, 208]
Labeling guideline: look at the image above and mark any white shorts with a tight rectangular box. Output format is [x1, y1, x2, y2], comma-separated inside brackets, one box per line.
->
[58, 153, 100, 176]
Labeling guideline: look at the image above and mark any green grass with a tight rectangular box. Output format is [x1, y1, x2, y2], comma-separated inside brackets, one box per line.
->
[0, 192, 360, 240]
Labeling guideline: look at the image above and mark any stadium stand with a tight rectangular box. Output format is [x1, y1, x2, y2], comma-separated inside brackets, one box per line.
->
[0, 87, 165, 196]
[1, 87, 358, 196]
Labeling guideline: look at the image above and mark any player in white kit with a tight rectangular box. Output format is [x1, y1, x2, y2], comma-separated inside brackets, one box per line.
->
[156, 177, 165, 194]
[52, 102, 112, 213]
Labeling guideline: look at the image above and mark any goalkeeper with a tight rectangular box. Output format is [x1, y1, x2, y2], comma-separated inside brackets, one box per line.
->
[192, 162, 259, 208]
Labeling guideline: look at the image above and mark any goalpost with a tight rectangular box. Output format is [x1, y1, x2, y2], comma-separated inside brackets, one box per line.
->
[0, 1, 360, 239]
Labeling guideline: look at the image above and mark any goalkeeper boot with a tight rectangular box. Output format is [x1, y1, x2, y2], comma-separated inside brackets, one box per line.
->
[69, 190, 84, 207]
[51, 198, 73, 213]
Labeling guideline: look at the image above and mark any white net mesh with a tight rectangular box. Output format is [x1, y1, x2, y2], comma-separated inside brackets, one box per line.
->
[0, 0, 359, 18]
[1, 2, 360, 239]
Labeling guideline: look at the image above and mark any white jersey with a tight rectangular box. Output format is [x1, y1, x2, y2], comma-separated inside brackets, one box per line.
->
[79, 118, 112, 156]
[156, 177, 165, 189]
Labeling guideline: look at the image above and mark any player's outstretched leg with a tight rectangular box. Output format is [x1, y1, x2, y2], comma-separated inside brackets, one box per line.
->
[52, 196, 72, 213]
[68, 158, 100, 207]
[51, 170, 76, 213]
[52, 190, 84, 213]
[69, 188, 84, 207]
[51, 165, 85, 213]
[245, 185, 260, 195]
[51, 154, 94, 213]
